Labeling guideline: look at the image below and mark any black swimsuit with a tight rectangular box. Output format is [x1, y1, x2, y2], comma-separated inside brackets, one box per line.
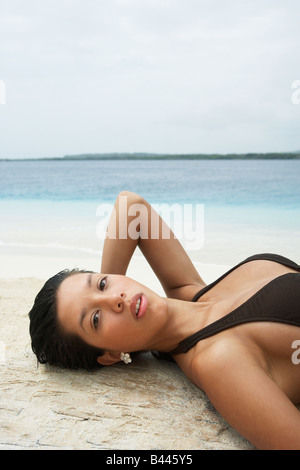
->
[164, 253, 300, 357]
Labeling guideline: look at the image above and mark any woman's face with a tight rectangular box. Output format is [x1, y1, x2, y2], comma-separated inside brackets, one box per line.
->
[56, 272, 168, 362]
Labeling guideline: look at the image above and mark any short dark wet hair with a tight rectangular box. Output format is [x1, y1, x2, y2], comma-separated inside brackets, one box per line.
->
[28, 269, 104, 370]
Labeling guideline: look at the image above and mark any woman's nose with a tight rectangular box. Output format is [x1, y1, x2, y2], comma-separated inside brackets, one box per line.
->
[97, 292, 126, 312]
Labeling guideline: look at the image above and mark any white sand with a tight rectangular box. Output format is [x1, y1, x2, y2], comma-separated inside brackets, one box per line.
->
[0, 245, 255, 450]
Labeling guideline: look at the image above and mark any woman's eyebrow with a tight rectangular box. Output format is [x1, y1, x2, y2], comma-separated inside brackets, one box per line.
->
[79, 308, 87, 331]
[79, 273, 93, 331]
[87, 272, 93, 288]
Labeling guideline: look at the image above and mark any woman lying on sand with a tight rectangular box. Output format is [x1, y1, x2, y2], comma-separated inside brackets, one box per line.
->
[29, 191, 300, 450]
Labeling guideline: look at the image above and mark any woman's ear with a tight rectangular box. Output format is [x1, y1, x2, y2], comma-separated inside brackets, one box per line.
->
[97, 351, 121, 366]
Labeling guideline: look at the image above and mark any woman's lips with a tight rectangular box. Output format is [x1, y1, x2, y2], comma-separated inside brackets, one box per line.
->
[130, 293, 148, 319]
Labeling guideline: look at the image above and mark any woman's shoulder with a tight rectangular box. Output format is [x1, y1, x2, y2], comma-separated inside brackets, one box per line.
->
[187, 332, 265, 389]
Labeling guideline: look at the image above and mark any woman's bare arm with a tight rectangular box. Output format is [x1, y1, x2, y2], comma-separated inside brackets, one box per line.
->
[100, 191, 205, 300]
[193, 339, 300, 450]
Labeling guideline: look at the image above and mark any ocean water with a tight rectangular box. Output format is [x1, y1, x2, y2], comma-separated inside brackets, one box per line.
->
[0, 159, 299, 267]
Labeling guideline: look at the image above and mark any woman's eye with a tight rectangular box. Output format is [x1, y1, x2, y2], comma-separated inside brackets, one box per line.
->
[93, 311, 100, 329]
[99, 277, 107, 291]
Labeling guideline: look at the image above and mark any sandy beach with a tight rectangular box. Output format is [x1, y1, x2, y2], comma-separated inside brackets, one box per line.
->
[0, 244, 258, 451]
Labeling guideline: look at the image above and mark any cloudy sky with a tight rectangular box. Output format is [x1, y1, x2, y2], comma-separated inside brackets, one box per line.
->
[1, 0, 300, 158]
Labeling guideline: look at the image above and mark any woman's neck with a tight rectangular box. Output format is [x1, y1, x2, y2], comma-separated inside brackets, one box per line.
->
[148, 297, 208, 353]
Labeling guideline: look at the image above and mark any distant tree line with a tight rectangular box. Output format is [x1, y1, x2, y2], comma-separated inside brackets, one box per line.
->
[1, 152, 300, 161]
[61, 152, 300, 160]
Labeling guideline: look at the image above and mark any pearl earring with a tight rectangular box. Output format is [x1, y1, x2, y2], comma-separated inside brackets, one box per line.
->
[120, 352, 132, 364]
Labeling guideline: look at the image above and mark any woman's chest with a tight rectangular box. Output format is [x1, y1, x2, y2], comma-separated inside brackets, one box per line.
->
[199, 261, 299, 326]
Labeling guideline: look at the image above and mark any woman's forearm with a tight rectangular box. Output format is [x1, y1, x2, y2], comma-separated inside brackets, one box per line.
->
[100, 191, 142, 275]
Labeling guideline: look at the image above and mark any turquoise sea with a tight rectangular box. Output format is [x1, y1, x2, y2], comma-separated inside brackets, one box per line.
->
[0, 159, 299, 268]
